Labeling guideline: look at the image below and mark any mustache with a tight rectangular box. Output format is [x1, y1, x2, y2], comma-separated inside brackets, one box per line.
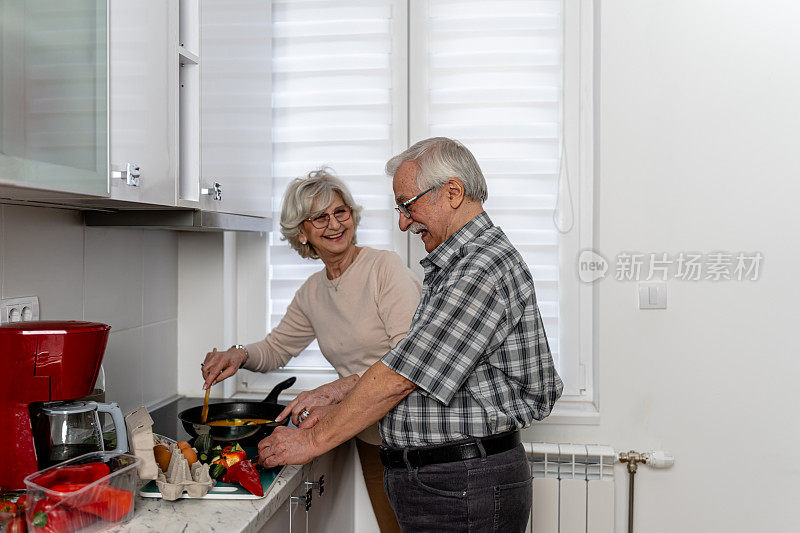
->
[409, 222, 428, 234]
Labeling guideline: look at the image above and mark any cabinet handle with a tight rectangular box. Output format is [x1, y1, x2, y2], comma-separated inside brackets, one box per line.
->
[201, 181, 222, 201]
[112, 163, 140, 187]
[304, 475, 325, 497]
[290, 491, 312, 512]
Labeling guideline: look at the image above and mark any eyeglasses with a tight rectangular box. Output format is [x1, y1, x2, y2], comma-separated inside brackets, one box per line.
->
[395, 187, 433, 218]
[305, 206, 352, 229]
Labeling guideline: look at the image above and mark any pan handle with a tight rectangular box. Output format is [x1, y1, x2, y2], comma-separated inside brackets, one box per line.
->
[262, 376, 296, 404]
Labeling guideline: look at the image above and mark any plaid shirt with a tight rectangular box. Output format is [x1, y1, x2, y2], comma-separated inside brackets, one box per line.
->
[380, 212, 563, 447]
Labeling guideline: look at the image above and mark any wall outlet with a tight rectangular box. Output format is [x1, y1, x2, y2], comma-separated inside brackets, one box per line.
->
[0, 296, 40, 323]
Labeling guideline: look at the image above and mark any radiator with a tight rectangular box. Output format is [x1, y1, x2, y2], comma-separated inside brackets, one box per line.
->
[525, 443, 616, 533]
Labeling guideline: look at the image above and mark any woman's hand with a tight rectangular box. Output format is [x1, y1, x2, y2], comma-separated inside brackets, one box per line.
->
[202, 347, 247, 390]
[275, 375, 359, 425]
[297, 405, 335, 429]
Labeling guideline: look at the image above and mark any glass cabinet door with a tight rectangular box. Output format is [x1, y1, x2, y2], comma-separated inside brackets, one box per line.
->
[0, 0, 108, 195]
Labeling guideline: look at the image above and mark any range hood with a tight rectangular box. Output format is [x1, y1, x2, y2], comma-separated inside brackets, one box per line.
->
[84, 209, 270, 232]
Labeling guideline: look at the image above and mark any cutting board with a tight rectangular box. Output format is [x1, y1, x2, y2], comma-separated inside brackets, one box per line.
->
[139, 446, 283, 500]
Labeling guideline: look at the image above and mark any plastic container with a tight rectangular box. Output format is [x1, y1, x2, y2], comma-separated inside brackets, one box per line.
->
[23, 451, 141, 532]
[0, 492, 26, 532]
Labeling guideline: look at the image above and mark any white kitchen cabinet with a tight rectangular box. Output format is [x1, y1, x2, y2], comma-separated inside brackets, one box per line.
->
[2, 0, 271, 220]
[307, 445, 351, 532]
[199, 0, 272, 217]
[0, 0, 108, 196]
[110, 0, 272, 216]
[258, 444, 356, 533]
[108, 0, 179, 206]
[260, 486, 309, 533]
[259, 469, 309, 533]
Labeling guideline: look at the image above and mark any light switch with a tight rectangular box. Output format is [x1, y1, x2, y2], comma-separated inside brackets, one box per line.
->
[648, 286, 658, 305]
[638, 282, 667, 309]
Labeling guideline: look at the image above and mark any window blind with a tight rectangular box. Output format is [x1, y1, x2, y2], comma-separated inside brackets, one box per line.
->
[410, 0, 563, 368]
[268, 0, 404, 374]
[256, 0, 584, 400]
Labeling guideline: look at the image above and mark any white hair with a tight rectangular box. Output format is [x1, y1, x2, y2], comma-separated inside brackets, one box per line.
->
[280, 168, 362, 259]
[385, 137, 487, 202]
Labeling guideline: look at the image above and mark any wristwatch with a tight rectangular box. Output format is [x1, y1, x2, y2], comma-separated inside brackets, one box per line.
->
[230, 344, 249, 363]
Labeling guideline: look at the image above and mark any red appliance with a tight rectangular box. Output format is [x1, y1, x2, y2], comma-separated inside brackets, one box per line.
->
[0, 321, 110, 489]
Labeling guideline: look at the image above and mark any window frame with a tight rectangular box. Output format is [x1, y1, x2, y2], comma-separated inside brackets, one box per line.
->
[234, 0, 409, 399]
[407, 0, 598, 422]
[540, 0, 598, 423]
[240, 1, 599, 424]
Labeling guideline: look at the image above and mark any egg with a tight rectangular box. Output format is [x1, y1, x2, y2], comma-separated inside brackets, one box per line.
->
[153, 444, 171, 472]
[177, 441, 192, 450]
[180, 446, 198, 466]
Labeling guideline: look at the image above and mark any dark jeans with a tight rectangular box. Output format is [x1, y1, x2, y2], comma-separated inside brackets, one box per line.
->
[383, 443, 531, 533]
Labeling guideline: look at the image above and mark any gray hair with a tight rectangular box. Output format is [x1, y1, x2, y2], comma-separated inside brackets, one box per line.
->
[280, 168, 362, 259]
[385, 137, 487, 202]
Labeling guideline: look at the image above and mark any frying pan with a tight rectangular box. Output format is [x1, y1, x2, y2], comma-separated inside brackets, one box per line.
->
[179, 377, 296, 445]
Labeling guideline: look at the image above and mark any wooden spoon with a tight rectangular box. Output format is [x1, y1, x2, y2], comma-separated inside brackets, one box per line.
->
[200, 347, 216, 423]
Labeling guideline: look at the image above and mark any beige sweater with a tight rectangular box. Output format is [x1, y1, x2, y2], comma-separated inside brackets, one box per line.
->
[243, 247, 421, 444]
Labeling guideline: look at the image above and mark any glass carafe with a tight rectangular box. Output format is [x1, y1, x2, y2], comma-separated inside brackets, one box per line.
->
[35, 401, 127, 468]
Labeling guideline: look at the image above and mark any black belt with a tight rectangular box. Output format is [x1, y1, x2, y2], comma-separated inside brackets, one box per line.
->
[379, 430, 520, 469]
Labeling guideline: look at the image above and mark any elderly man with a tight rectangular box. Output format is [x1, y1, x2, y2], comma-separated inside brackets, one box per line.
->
[261, 137, 563, 532]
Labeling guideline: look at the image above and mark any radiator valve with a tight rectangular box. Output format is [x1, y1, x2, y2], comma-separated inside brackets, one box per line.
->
[618, 450, 645, 473]
[619, 450, 674, 472]
[643, 450, 674, 468]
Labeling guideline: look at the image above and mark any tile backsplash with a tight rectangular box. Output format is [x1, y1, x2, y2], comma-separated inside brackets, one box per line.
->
[0, 204, 178, 415]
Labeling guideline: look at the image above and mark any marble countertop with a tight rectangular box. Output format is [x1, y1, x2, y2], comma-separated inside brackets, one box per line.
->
[108, 463, 308, 533]
[108, 396, 307, 532]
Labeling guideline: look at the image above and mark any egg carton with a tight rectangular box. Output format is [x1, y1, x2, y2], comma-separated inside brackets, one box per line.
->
[155, 443, 214, 500]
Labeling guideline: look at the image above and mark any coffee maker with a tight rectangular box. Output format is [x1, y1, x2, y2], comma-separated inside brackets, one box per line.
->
[0, 321, 111, 489]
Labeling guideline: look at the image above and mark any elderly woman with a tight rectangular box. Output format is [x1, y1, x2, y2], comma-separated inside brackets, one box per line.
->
[201, 168, 420, 533]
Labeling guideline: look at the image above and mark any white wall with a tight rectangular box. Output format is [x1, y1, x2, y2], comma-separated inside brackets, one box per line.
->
[0, 204, 178, 416]
[523, 2, 800, 532]
[176, 231, 271, 398]
[176, 231, 224, 397]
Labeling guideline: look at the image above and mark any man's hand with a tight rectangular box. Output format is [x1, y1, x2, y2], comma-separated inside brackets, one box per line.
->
[258, 426, 319, 468]
[261, 362, 416, 467]
[275, 375, 358, 425]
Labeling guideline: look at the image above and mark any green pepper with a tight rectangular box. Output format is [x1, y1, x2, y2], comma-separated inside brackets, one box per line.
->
[208, 463, 227, 480]
[194, 434, 214, 454]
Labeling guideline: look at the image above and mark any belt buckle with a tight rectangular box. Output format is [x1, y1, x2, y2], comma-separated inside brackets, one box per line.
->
[379, 447, 394, 467]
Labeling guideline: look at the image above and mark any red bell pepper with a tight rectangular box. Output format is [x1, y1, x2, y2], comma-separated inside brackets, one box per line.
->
[75, 488, 133, 523]
[220, 443, 247, 467]
[222, 459, 263, 497]
[0, 501, 17, 513]
[30, 499, 97, 533]
[7, 516, 26, 533]
[31, 463, 110, 489]
[44, 483, 134, 522]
